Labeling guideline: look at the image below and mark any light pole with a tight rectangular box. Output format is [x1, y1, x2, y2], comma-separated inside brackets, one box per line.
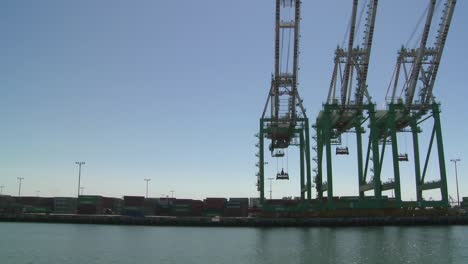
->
[0, 185, 4, 195]
[450, 159, 461, 207]
[17, 177, 24, 197]
[267, 177, 274, 200]
[144, 179, 151, 198]
[170, 190, 174, 199]
[75, 162, 85, 198]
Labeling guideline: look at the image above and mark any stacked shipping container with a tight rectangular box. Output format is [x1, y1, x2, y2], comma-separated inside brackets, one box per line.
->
[224, 198, 249, 217]
[53, 197, 77, 214]
[77, 195, 103, 214]
[122, 196, 145, 217]
[204, 198, 226, 216]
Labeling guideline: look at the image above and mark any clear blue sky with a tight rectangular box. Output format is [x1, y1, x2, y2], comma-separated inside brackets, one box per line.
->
[0, 0, 466, 201]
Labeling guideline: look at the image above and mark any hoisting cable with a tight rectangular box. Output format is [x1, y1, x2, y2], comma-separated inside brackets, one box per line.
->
[385, 64, 398, 101]
[406, 2, 431, 48]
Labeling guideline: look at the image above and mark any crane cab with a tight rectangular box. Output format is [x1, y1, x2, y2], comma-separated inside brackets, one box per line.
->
[398, 153, 409, 162]
[336, 147, 349, 155]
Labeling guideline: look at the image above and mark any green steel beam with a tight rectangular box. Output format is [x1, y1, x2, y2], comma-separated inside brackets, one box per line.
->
[259, 118, 265, 203]
[356, 120, 365, 198]
[304, 118, 312, 201]
[421, 126, 436, 184]
[389, 107, 402, 204]
[369, 105, 382, 198]
[432, 104, 449, 207]
[300, 130, 305, 200]
[411, 120, 423, 204]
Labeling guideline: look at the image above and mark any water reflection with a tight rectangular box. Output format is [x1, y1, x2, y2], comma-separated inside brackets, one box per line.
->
[0, 223, 466, 264]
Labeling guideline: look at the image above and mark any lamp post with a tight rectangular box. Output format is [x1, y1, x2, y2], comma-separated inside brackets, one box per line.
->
[450, 159, 461, 207]
[170, 190, 174, 199]
[144, 179, 151, 198]
[17, 177, 24, 197]
[75, 162, 85, 198]
[0, 185, 4, 195]
[267, 177, 274, 200]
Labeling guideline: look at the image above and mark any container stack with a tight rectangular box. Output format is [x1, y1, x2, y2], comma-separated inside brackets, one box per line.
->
[143, 198, 159, 216]
[0, 195, 16, 214]
[17, 197, 39, 213]
[18, 197, 53, 213]
[53, 197, 77, 214]
[77, 195, 103, 214]
[204, 198, 226, 217]
[156, 197, 174, 216]
[225, 198, 249, 217]
[172, 199, 193, 217]
[102, 197, 123, 215]
[462, 197, 468, 209]
[191, 200, 204, 216]
[122, 196, 145, 217]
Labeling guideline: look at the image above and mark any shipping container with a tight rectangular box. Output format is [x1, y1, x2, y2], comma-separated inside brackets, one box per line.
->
[17, 196, 40, 206]
[78, 195, 103, 205]
[204, 198, 227, 209]
[143, 198, 159, 216]
[53, 197, 77, 214]
[121, 206, 144, 217]
[77, 203, 102, 215]
[191, 200, 204, 216]
[224, 208, 244, 217]
[101, 197, 123, 214]
[123, 196, 145, 207]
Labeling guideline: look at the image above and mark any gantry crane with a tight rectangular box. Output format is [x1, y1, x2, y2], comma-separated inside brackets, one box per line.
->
[256, 0, 312, 208]
[313, 0, 378, 208]
[370, 0, 457, 208]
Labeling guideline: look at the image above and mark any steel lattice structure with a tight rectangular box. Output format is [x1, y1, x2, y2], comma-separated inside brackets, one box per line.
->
[256, 0, 312, 209]
[313, 0, 379, 209]
[370, 0, 457, 208]
[255, 0, 456, 211]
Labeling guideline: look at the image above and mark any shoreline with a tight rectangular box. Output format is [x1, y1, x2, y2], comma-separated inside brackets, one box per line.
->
[1, 214, 468, 227]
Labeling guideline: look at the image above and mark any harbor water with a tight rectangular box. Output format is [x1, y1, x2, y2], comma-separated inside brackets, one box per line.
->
[0, 222, 467, 264]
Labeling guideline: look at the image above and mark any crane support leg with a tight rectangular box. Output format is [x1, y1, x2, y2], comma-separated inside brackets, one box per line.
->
[433, 104, 449, 207]
[356, 121, 365, 199]
[259, 118, 265, 203]
[389, 116, 402, 204]
[305, 119, 312, 201]
[411, 120, 423, 205]
[300, 131, 305, 200]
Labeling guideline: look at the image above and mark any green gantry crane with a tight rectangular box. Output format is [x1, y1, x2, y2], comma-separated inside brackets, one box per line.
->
[369, 0, 457, 208]
[313, 0, 379, 209]
[256, 0, 312, 210]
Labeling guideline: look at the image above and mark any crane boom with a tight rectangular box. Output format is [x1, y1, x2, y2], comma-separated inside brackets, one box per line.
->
[422, 0, 457, 107]
[404, 0, 436, 109]
[340, 0, 358, 108]
[355, 0, 378, 107]
[327, 0, 378, 115]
